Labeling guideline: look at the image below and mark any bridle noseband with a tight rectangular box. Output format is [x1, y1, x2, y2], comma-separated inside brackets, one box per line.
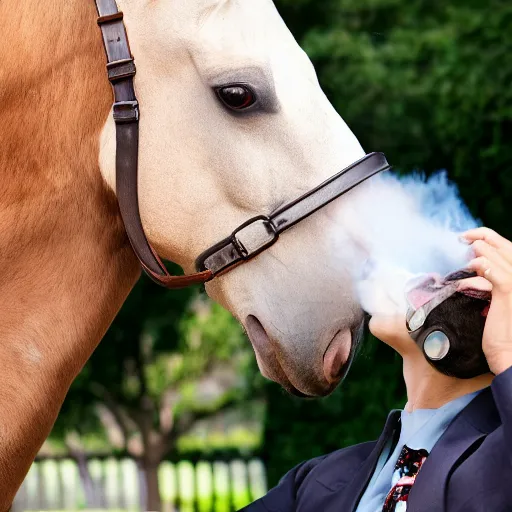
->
[94, 0, 391, 289]
[195, 152, 390, 277]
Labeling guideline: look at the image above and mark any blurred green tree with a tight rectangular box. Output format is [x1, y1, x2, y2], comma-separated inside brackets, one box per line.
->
[293, 0, 512, 237]
[53, 276, 260, 511]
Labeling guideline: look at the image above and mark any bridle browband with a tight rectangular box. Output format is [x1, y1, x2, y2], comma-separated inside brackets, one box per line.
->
[94, 0, 391, 289]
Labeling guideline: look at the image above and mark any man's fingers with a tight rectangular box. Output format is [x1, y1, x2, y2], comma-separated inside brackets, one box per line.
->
[470, 240, 512, 270]
[463, 227, 512, 265]
[463, 227, 509, 247]
[468, 256, 512, 294]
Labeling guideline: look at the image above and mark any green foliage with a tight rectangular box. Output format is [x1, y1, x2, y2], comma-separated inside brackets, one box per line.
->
[297, 0, 512, 237]
[53, 274, 260, 457]
[177, 425, 262, 453]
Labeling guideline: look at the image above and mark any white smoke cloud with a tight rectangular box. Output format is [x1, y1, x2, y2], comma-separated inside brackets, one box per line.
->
[333, 170, 479, 316]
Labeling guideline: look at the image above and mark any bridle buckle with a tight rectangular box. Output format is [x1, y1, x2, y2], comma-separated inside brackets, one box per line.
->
[113, 100, 139, 124]
[232, 216, 278, 259]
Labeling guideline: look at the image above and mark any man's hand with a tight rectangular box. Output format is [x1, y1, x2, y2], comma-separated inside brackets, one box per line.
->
[463, 227, 512, 375]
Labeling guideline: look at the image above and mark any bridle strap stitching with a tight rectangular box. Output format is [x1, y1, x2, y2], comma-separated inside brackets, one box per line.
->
[94, 0, 212, 288]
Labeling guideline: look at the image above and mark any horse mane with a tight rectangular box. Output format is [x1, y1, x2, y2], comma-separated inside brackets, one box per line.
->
[0, 0, 131, 286]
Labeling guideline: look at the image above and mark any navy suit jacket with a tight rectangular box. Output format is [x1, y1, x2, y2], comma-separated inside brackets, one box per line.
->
[242, 366, 512, 512]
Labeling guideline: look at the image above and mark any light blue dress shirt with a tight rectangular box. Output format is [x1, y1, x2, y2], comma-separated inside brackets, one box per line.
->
[355, 389, 483, 512]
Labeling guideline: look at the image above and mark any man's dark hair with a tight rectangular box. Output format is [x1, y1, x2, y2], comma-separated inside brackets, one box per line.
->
[420, 292, 490, 379]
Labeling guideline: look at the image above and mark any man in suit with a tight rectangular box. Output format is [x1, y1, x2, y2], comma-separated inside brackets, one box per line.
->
[242, 227, 512, 512]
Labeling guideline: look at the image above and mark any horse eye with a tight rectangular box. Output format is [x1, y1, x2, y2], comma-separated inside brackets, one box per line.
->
[216, 85, 256, 111]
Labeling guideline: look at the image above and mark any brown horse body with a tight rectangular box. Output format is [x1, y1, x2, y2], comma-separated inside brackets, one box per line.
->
[0, 1, 139, 505]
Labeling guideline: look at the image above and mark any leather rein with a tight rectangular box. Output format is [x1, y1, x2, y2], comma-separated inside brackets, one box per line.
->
[94, 0, 391, 289]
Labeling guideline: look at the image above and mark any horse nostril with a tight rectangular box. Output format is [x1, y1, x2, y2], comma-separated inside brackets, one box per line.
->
[323, 330, 352, 384]
[245, 315, 270, 351]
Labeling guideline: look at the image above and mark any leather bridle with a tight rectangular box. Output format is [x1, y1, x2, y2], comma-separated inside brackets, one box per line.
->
[94, 0, 391, 289]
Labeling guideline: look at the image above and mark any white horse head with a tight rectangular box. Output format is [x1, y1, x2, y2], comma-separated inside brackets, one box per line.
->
[99, 0, 368, 397]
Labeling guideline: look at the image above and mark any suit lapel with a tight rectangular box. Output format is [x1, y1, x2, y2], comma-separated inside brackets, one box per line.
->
[408, 387, 500, 512]
[329, 410, 401, 512]
[407, 417, 486, 512]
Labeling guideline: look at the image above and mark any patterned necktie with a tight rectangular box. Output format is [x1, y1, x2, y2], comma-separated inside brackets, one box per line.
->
[382, 445, 429, 512]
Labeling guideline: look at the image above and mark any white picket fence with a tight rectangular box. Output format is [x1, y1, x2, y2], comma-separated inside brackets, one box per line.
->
[12, 457, 267, 511]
